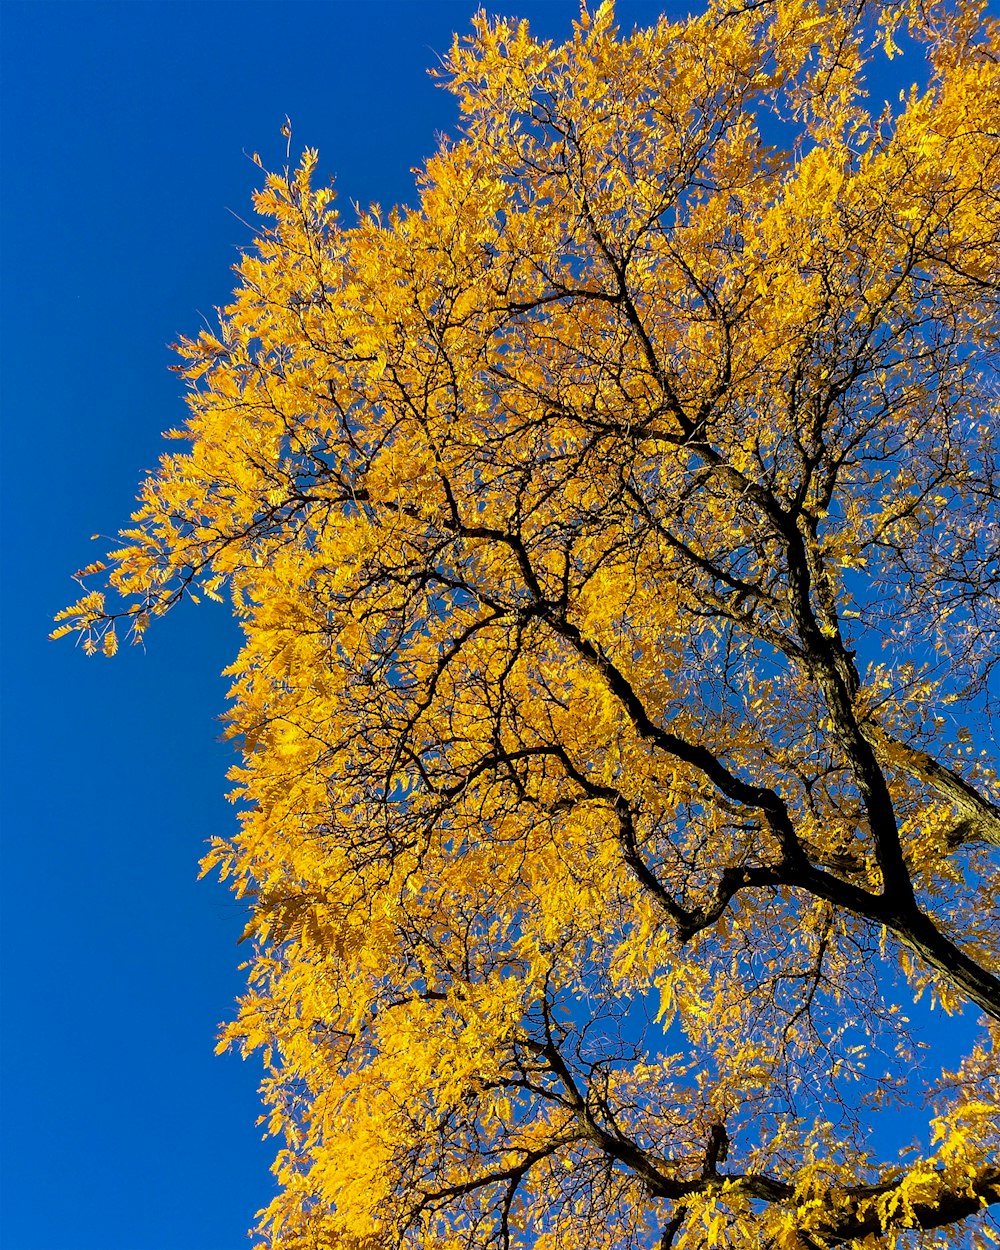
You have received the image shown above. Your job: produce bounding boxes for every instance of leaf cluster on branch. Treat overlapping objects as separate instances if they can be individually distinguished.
[57,0,1000,1246]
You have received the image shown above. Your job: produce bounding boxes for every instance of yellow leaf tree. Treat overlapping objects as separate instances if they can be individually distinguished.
[58,1,1000,1246]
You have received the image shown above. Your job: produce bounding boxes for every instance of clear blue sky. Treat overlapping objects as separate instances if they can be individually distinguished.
[0,3,988,1249]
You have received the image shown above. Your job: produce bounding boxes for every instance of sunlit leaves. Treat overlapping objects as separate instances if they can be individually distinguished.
[56,2,1000,1247]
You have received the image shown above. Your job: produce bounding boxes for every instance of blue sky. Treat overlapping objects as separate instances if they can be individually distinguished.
[0,3,990,1249]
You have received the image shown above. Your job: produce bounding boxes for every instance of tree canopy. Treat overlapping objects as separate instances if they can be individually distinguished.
[56,1,1000,1245]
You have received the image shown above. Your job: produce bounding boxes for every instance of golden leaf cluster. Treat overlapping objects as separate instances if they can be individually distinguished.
[58,2,1000,1246]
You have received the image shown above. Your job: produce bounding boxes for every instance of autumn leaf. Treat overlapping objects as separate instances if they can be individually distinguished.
[57,3,1000,1247]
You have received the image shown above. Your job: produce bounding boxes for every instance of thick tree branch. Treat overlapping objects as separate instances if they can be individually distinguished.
[869,730,1000,850]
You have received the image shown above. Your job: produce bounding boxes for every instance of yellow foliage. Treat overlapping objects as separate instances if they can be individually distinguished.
[57,2,1000,1248]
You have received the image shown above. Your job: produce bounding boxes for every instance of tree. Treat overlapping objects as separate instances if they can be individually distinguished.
[56,0,1000,1245]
